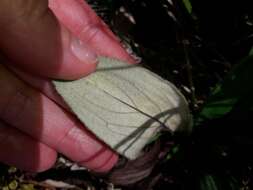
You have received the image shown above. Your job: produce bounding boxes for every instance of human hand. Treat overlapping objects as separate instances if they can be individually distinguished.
[0,0,134,173]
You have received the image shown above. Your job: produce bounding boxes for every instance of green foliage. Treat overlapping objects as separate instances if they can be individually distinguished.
[249,46,253,56]
[182,0,192,14]
[196,55,253,124]
[90,0,253,188]
[198,174,239,190]
[199,175,218,190]
[166,144,180,160]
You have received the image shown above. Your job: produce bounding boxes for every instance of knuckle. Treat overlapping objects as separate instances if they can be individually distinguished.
[57,124,103,162]
[57,125,80,149]
[60,126,88,148]
[79,22,103,43]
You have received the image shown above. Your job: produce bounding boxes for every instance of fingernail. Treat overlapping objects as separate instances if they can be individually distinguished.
[71,37,97,64]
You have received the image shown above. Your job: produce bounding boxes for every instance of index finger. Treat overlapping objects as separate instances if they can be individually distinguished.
[49,0,135,63]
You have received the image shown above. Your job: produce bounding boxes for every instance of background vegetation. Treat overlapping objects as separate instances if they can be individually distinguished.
[1,0,253,189]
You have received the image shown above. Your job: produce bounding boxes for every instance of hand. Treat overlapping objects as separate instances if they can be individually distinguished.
[0,0,134,173]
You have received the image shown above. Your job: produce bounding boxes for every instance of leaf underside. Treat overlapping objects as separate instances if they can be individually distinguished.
[53,57,190,159]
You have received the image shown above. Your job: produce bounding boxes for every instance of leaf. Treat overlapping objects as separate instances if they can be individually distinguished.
[249,46,253,56]
[182,0,192,14]
[199,175,218,190]
[53,57,191,159]
[198,174,239,190]
[166,144,180,160]
[196,55,253,124]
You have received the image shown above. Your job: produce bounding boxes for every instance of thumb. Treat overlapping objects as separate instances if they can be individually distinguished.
[0,0,98,80]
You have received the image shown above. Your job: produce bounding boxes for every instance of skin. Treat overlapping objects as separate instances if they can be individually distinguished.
[0,0,135,173]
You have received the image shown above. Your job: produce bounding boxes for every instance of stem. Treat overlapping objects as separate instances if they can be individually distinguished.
[183,39,197,110]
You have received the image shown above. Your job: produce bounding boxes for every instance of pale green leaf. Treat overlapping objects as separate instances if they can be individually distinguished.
[53,57,191,159]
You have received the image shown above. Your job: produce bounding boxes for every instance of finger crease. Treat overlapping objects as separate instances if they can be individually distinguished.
[79,23,102,44]
[79,146,107,163]
[91,152,115,171]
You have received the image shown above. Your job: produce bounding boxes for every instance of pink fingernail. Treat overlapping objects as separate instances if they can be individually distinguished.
[71,37,97,64]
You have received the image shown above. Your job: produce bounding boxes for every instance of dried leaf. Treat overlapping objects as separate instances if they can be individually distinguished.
[108,141,161,186]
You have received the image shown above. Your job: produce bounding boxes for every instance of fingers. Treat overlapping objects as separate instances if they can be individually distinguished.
[0,121,57,172]
[0,0,98,80]
[0,63,118,172]
[49,0,136,63]
[0,0,128,173]
[8,66,69,110]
